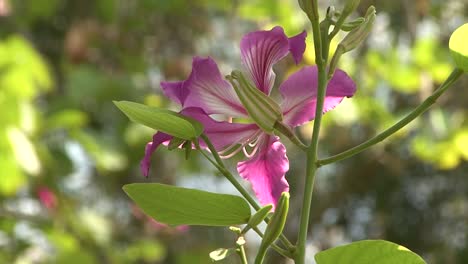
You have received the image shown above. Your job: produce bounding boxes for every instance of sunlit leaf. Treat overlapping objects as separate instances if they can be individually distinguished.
[114,101,203,140]
[6,127,41,176]
[315,240,426,264]
[449,23,468,71]
[123,183,251,226]
[0,155,26,195]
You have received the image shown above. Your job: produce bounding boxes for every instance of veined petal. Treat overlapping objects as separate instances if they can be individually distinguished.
[237,135,289,210]
[240,26,290,94]
[280,66,356,127]
[288,30,307,64]
[181,107,259,151]
[240,27,307,94]
[182,57,246,117]
[141,132,172,177]
[161,81,187,106]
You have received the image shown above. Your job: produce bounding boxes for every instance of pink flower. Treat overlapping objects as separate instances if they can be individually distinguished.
[37,187,58,210]
[142,26,356,209]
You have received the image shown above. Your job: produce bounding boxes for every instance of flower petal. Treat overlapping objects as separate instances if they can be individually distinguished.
[240,26,290,94]
[181,107,259,151]
[141,132,172,177]
[288,30,307,64]
[237,135,289,209]
[161,81,187,106]
[280,66,356,127]
[182,57,246,117]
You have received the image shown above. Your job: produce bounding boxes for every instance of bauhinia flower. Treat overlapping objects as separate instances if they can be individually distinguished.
[142,26,356,209]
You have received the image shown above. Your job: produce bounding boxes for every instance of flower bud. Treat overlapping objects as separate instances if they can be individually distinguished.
[227,71,283,134]
[341,0,361,19]
[298,0,319,21]
[339,6,376,53]
[340,17,366,32]
[255,192,289,264]
[242,204,273,234]
[328,6,375,78]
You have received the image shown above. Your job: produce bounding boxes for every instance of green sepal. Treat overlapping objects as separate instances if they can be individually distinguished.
[449,23,468,72]
[228,71,283,134]
[114,101,203,140]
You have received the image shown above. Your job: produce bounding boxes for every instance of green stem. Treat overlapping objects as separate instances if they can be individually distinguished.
[253,227,293,259]
[238,239,249,264]
[307,0,324,67]
[274,121,308,151]
[197,134,296,252]
[295,64,329,264]
[317,68,464,166]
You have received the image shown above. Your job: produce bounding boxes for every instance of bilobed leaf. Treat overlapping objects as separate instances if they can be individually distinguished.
[315,240,426,264]
[114,101,203,140]
[449,23,468,72]
[123,183,251,226]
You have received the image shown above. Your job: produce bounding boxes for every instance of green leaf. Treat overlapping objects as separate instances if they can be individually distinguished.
[114,101,203,140]
[449,23,468,72]
[123,183,251,226]
[315,240,426,264]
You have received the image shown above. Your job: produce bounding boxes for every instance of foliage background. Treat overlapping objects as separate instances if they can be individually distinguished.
[0,0,467,263]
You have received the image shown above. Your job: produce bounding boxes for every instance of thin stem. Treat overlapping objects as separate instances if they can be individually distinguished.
[197,134,295,252]
[307,0,324,67]
[237,238,249,264]
[295,64,329,264]
[274,121,308,151]
[253,227,293,259]
[317,68,464,166]
[196,136,258,208]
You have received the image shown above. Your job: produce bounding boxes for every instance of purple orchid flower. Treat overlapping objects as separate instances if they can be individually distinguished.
[142,26,356,209]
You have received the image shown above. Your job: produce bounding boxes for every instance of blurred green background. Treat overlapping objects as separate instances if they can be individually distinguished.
[0,0,467,263]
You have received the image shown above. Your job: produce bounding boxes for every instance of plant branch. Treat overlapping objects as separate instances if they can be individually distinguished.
[295,2,330,262]
[317,68,464,166]
[253,227,293,259]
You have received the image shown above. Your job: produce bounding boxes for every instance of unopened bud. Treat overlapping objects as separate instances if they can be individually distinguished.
[340,17,366,31]
[227,71,283,134]
[298,0,319,21]
[229,226,242,234]
[243,204,273,234]
[341,0,361,19]
[329,6,375,79]
[254,192,289,264]
[339,6,376,52]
